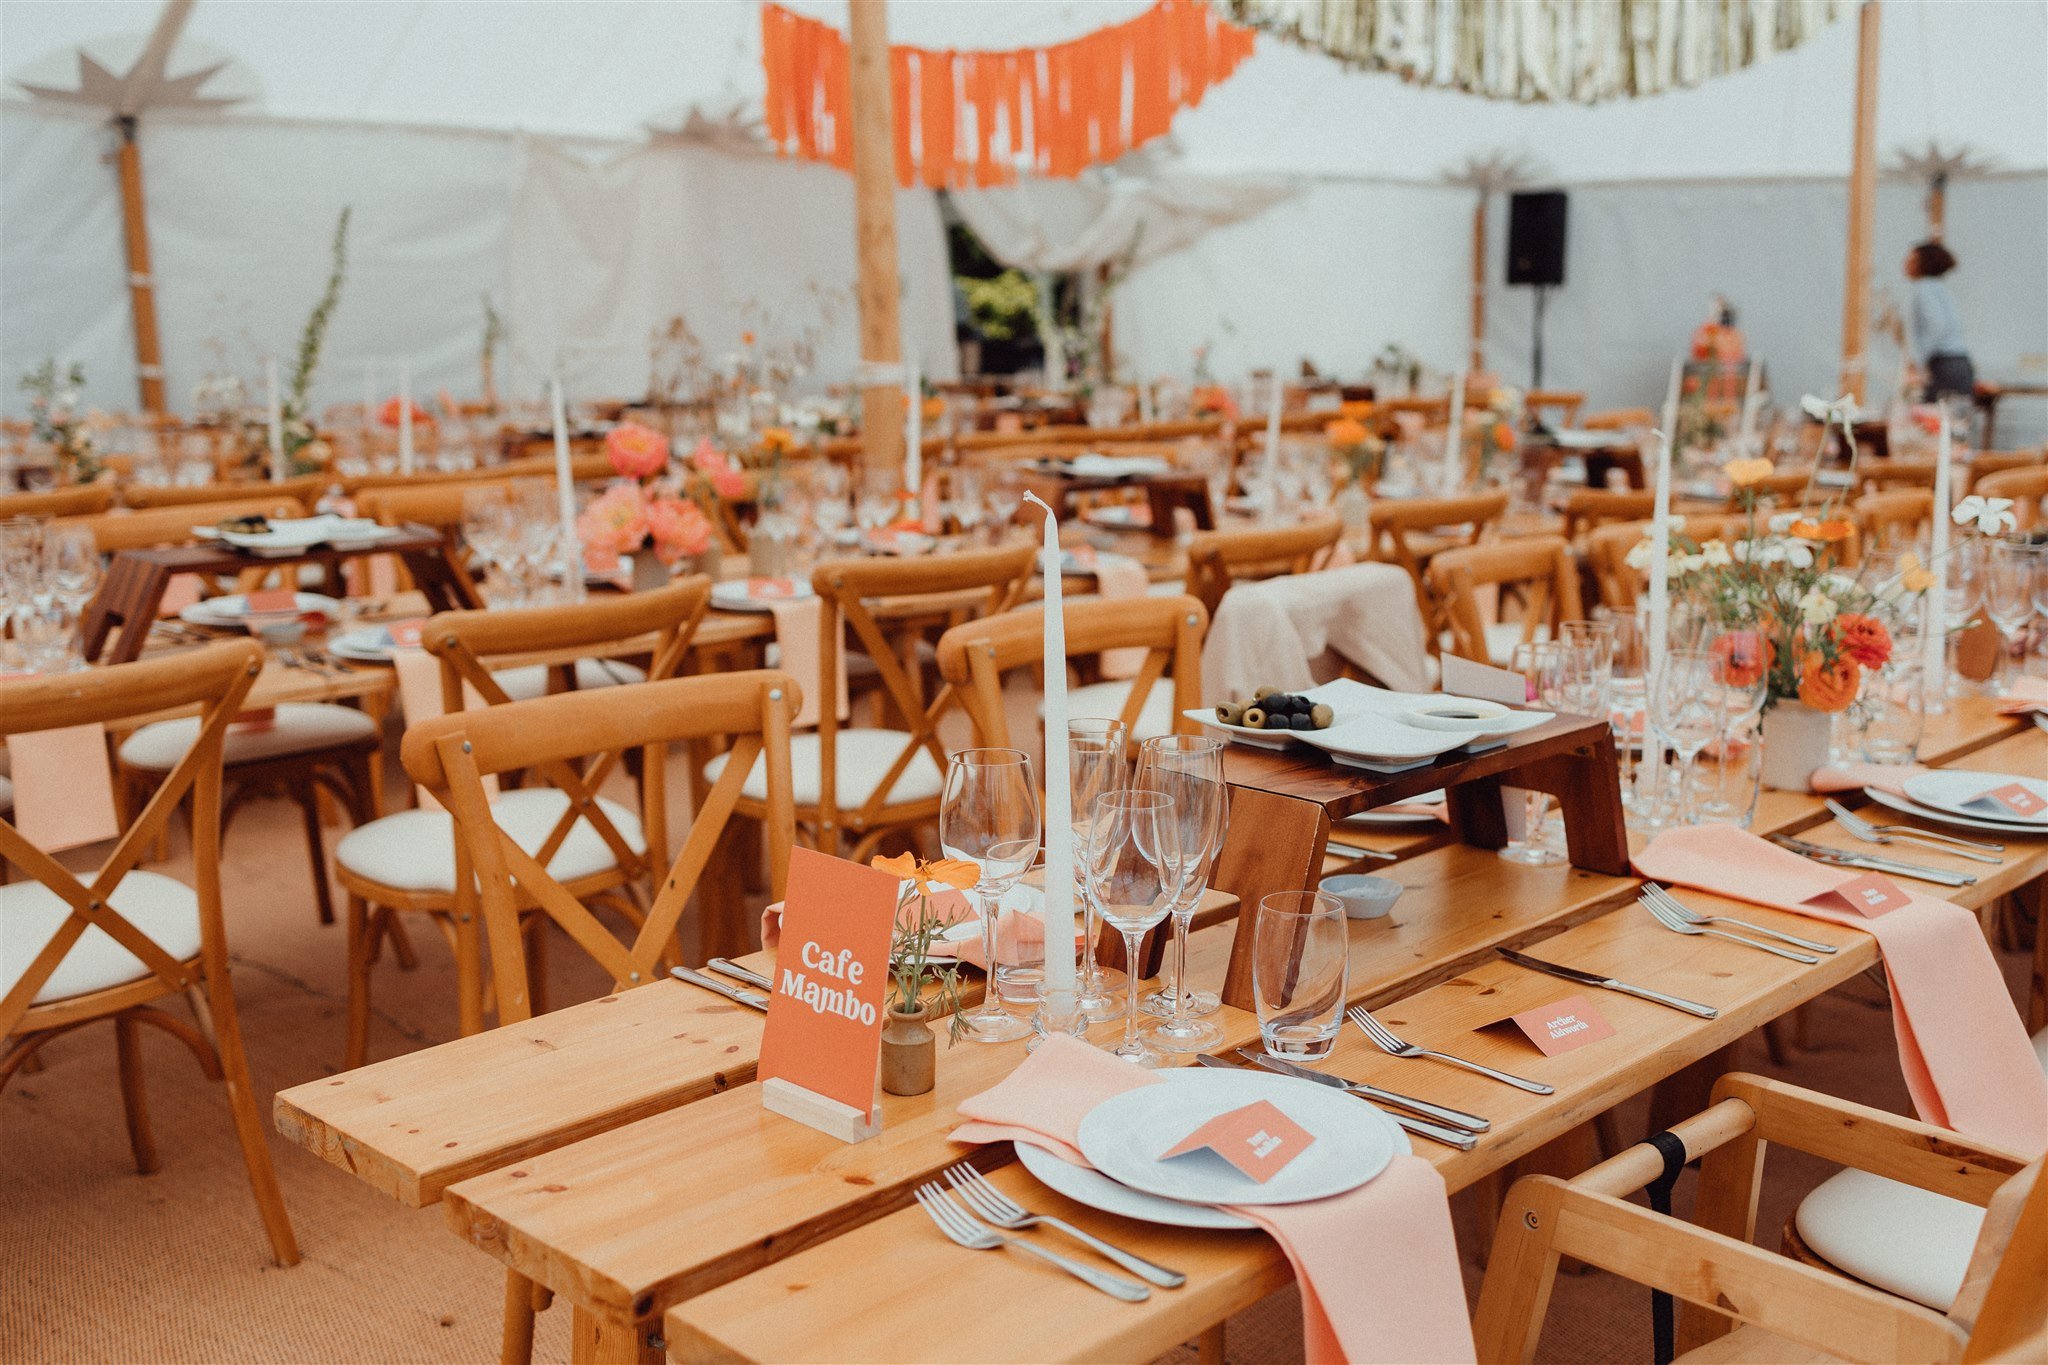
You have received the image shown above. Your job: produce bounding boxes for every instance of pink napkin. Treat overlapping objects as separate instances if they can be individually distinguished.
[1994,677,2048,714]
[158,574,205,616]
[953,1035,1477,1365]
[1634,825,2047,1155]
[1091,554,1153,681]
[6,724,121,852]
[765,595,847,729]
[1809,762,1932,796]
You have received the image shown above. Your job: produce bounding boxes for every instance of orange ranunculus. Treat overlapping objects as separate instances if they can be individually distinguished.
[1833,612,1892,669]
[871,853,980,893]
[1724,457,1775,487]
[1796,651,1861,713]
[740,330,756,347]
[1788,517,1854,543]
[759,426,797,455]
[921,396,946,421]
[605,421,670,479]
[377,397,436,428]
[1190,385,1238,421]
[1711,629,1774,689]
[1325,416,1369,448]
[1491,422,1517,452]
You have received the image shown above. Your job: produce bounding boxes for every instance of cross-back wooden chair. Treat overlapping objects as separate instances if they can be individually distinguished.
[1561,488,1657,545]
[1729,468,1815,510]
[708,545,1035,865]
[0,481,114,519]
[1860,459,1939,495]
[1581,406,1654,431]
[1964,450,2045,495]
[0,640,298,1266]
[1364,490,1512,644]
[1973,466,2048,531]
[1427,534,1583,664]
[1855,489,1936,554]
[1525,389,1586,428]
[64,497,306,554]
[118,474,328,510]
[1183,516,1344,620]
[332,575,712,1066]
[936,595,1208,751]
[1474,1072,2046,1365]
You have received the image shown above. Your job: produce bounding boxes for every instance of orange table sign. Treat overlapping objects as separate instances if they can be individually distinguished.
[757,847,900,1143]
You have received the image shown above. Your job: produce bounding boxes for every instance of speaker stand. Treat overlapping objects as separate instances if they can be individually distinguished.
[1531,284,1549,389]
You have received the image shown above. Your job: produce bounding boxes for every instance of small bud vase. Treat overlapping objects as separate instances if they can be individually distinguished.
[1759,700,1833,792]
[879,1004,935,1097]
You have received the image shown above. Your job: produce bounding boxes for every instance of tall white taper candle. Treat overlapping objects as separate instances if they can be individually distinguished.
[398,364,416,475]
[1660,356,1682,468]
[550,377,580,572]
[1637,424,1675,806]
[1444,371,1466,494]
[1023,491,1076,993]
[264,355,285,481]
[1924,409,1953,713]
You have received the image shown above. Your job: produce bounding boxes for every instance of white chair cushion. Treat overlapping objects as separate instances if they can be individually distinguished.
[335,788,644,894]
[2034,1024,2048,1073]
[1793,1167,1984,1311]
[1060,679,1178,743]
[491,659,648,701]
[702,729,944,810]
[118,702,378,772]
[0,871,201,1005]
[0,774,11,811]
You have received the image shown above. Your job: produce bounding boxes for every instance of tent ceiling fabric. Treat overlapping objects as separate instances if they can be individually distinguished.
[1215,0,1849,103]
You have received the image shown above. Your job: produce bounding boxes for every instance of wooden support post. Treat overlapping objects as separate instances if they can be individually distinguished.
[847,0,906,475]
[1927,171,1947,241]
[115,117,167,415]
[1469,193,1487,374]
[1839,0,1881,404]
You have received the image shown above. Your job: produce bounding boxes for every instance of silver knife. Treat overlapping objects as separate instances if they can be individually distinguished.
[1193,1055,1477,1151]
[1232,1047,1490,1133]
[1498,947,1718,1019]
[670,966,769,1012]
[1767,835,1975,888]
[707,957,775,992]
[1325,840,1398,862]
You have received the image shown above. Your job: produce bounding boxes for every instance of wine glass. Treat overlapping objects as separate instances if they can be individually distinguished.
[939,748,1040,1043]
[1649,648,1723,825]
[461,486,514,596]
[44,526,100,670]
[1699,627,1770,823]
[1135,734,1227,1050]
[1499,641,1567,865]
[1984,538,2036,692]
[1081,789,1178,1067]
[1067,718,1129,1021]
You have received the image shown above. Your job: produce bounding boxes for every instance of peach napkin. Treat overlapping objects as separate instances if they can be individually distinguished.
[391,647,496,808]
[765,595,847,729]
[1994,677,2048,714]
[1089,553,1153,681]
[1808,762,1932,796]
[1634,825,2047,1155]
[5,725,121,852]
[952,1035,1477,1365]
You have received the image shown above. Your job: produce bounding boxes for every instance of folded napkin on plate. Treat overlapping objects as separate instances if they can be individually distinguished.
[1993,677,2048,714]
[1201,562,1431,704]
[1634,825,2047,1155]
[1808,762,1933,796]
[952,1035,1476,1365]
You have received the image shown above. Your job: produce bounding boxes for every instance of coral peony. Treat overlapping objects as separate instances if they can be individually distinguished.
[1796,651,1861,713]
[605,422,670,480]
[576,482,650,556]
[643,493,712,564]
[377,397,435,428]
[691,439,747,498]
[1711,630,1774,689]
[1833,612,1892,669]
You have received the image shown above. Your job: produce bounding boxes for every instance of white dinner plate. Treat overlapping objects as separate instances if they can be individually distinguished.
[181,592,343,630]
[710,577,816,612]
[327,626,398,663]
[214,515,391,556]
[1077,1066,1399,1207]
[1864,787,2047,836]
[1901,771,2048,827]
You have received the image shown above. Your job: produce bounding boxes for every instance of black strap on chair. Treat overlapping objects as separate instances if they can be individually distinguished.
[1645,1128,1691,1365]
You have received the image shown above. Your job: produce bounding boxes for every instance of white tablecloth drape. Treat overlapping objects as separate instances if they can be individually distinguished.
[1200,561,1431,704]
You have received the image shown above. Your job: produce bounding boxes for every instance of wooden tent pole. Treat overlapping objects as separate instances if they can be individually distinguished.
[115,116,167,415]
[1469,193,1487,374]
[847,0,905,474]
[1839,0,1880,404]
[1927,171,1947,240]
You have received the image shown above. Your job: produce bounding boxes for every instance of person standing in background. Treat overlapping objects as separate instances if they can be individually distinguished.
[1905,241,1974,401]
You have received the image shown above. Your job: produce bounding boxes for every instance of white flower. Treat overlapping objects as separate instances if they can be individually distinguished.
[1676,551,1706,575]
[1699,539,1732,568]
[1767,512,1796,535]
[1798,587,1839,625]
[1951,494,2018,536]
[1800,393,1859,425]
[1625,537,1655,571]
[1783,541,1815,569]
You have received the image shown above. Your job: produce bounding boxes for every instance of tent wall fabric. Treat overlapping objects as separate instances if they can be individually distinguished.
[0,104,957,416]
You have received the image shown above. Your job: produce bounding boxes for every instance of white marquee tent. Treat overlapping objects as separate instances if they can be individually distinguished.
[3,0,2044,437]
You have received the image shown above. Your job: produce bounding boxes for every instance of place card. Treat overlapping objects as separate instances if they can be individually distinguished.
[1504,994,1616,1057]
[244,588,298,614]
[1969,783,2047,821]
[757,847,901,1143]
[1440,654,1529,707]
[386,619,425,649]
[1161,1099,1315,1183]
[746,577,801,598]
[1808,872,1912,919]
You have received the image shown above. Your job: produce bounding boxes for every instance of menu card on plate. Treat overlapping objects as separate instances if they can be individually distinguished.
[1161,1099,1315,1183]
[757,847,900,1142]
[1969,783,2046,821]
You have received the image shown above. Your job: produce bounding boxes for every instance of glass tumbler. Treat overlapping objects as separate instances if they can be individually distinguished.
[1253,891,1348,1062]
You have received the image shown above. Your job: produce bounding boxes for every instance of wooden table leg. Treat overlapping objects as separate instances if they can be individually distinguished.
[1213,787,1330,1012]
[1450,736,1630,878]
[570,1307,660,1365]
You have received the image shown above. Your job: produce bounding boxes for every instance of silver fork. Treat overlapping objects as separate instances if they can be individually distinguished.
[942,1164,1186,1287]
[1639,892,1819,963]
[1825,799,2005,862]
[913,1182,1150,1301]
[1640,883,1838,956]
[1346,1006,1553,1094]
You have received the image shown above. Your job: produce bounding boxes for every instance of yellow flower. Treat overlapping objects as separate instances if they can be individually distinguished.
[759,426,796,454]
[871,853,980,893]
[1898,552,1937,594]
[1724,457,1776,487]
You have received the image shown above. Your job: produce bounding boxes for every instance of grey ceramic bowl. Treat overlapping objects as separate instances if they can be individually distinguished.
[1320,873,1403,920]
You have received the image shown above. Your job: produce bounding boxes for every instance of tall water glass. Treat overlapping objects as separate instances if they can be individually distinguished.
[1499,642,1567,865]
[1135,735,1227,1049]
[940,749,1041,1043]
[1068,718,1130,1021]
[1084,790,1179,1067]
[1594,604,1649,809]
[1253,891,1348,1061]
[1857,658,1926,764]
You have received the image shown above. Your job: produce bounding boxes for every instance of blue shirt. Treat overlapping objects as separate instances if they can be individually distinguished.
[1911,276,1967,362]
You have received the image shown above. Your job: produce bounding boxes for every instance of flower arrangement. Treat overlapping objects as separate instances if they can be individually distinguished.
[376,397,435,430]
[1189,385,1239,421]
[1324,414,1385,486]
[576,422,713,568]
[871,853,976,1042]
[273,206,351,476]
[20,359,98,483]
[1466,386,1523,485]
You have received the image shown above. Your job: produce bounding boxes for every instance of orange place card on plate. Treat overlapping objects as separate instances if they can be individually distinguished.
[746,577,799,598]
[6,724,121,853]
[1811,872,1913,918]
[386,619,425,649]
[756,847,901,1142]
[1161,1099,1315,1183]
[1972,783,2046,820]
[1440,654,1530,707]
[1506,994,1616,1057]
[245,588,298,614]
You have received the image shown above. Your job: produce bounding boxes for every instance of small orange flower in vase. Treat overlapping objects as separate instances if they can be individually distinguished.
[872,853,980,1044]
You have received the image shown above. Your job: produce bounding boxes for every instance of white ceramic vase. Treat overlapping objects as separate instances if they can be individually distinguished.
[1760,700,1833,792]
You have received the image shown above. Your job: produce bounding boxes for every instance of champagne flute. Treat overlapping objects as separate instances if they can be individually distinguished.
[1650,648,1722,825]
[1135,735,1226,1051]
[1068,718,1129,1022]
[1082,789,1179,1067]
[939,748,1041,1043]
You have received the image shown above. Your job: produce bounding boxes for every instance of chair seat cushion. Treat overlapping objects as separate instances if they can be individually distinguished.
[491,659,647,701]
[0,774,11,811]
[703,729,944,810]
[118,702,378,772]
[1060,680,1177,742]
[1793,1167,1984,1311]
[335,788,645,894]
[0,871,201,1006]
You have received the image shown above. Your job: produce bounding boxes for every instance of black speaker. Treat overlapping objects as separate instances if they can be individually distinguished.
[1506,190,1568,287]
